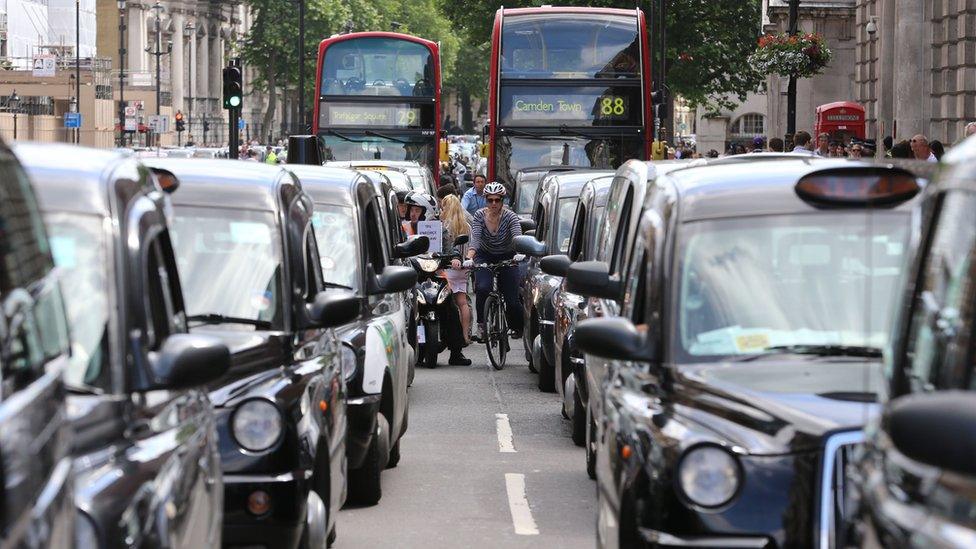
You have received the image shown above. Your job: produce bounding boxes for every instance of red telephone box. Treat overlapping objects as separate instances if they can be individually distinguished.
[815,101,866,142]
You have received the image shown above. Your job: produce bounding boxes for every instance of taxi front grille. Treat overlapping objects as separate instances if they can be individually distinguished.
[817,430,865,549]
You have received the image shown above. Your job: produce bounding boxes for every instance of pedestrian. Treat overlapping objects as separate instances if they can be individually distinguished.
[751,136,764,153]
[441,195,473,346]
[734,144,747,155]
[792,131,815,154]
[768,137,784,152]
[815,132,830,156]
[966,122,976,138]
[461,174,487,217]
[265,146,278,164]
[707,149,720,158]
[849,143,864,159]
[930,139,945,161]
[890,140,913,159]
[910,135,938,162]
[828,140,845,158]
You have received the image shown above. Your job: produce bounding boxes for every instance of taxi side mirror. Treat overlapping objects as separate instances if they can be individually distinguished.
[566,261,619,300]
[514,234,546,257]
[367,265,417,295]
[394,235,430,258]
[575,317,651,362]
[540,254,571,277]
[309,290,361,328]
[147,334,230,390]
[886,391,976,476]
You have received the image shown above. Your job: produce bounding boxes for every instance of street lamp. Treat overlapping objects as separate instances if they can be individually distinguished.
[145,0,171,147]
[866,16,882,159]
[117,0,127,147]
[184,21,195,142]
[8,90,20,140]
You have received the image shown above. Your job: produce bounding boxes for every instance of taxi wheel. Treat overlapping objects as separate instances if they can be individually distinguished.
[386,438,401,469]
[327,525,337,547]
[347,416,389,506]
[571,392,586,447]
[537,353,555,393]
[585,409,597,480]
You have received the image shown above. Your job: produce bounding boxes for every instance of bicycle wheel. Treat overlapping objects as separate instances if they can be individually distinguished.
[485,295,507,370]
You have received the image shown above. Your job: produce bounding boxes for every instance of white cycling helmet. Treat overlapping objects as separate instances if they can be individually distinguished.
[484,182,507,197]
[405,191,439,221]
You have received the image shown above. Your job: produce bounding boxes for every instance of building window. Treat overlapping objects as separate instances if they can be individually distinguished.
[730,113,765,137]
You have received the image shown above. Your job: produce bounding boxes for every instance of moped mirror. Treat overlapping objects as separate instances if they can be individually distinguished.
[394,235,430,258]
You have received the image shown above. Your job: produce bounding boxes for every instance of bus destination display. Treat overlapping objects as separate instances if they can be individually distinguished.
[321,103,423,127]
[501,89,638,126]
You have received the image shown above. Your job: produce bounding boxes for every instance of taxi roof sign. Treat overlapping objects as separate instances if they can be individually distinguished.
[795,167,920,207]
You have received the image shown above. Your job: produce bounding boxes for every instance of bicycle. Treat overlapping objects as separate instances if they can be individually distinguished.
[470,259,520,370]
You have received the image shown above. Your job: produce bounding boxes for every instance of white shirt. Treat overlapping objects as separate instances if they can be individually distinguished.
[926,151,938,163]
[791,146,815,155]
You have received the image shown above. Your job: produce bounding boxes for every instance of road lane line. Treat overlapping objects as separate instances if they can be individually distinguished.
[496,413,516,453]
[505,473,539,536]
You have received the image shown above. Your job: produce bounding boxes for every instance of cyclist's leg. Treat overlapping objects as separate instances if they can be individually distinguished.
[473,257,492,337]
[498,263,524,333]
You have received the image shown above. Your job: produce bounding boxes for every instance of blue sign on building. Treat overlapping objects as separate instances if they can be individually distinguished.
[64,112,82,128]
[238,118,246,130]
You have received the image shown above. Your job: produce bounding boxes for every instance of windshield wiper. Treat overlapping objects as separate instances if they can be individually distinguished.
[759,344,881,358]
[559,125,605,139]
[323,281,353,290]
[322,129,367,143]
[499,127,572,140]
[187,313,273,329]
[363,130,410,144]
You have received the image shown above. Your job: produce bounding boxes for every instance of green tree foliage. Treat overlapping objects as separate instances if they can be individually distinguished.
[440,0,764,114]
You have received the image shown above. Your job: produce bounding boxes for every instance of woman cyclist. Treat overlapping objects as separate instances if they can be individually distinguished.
[463,182,523,341]
[440,195,472,345]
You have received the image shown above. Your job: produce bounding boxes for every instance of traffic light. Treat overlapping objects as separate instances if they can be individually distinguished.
[175,110,185,132]
[223,66,243,109]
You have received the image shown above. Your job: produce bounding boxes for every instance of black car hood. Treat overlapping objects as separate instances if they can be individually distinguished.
[194,328,293,407]
[671,359,883,455]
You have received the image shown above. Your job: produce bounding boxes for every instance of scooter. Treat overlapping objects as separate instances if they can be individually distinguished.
[410,235,468,368]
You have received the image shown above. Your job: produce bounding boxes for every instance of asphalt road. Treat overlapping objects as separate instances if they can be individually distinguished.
[334,344,596,548]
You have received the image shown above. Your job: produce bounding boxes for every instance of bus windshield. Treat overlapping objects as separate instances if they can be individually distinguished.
[320,133,434,167]
[496,135,642,186]
[501,14,640,79]
[321,37,435,97]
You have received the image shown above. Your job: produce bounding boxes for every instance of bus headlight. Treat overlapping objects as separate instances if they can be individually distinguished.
[677,445,741,508]
[232,399,283,452]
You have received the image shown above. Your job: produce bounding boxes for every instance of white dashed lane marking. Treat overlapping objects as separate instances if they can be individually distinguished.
[505,473,539,536]
[495,413,516,453]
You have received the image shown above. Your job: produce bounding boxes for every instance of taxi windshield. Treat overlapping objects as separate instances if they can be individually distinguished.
[312,205,360,291]
[45,212,111,391]
[673,211,910,363]
[170,207,284,331]
[556,198,577,252]
[515,175,542,215]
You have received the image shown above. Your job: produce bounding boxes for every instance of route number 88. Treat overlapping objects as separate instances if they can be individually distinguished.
[600,97,625,117]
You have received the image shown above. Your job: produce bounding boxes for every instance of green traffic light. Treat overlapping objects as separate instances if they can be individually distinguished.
[230,96,241,107]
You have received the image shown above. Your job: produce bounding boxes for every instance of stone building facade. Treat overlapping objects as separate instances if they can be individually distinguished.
[854,0,974,144]
[762,0,858,141]
[97,0,289,148]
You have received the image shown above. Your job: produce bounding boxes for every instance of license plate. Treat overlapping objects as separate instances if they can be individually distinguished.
[417,325,425,343]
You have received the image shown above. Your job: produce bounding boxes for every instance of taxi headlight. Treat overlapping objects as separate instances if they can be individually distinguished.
[417,258,439,273]
[232,399,283,452]
[677,445,741,508]
[436,285,451,304]
[340,344,358,381]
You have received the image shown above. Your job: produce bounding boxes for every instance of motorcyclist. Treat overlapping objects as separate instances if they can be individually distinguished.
[463,182,523,341]
[404,191,471,366]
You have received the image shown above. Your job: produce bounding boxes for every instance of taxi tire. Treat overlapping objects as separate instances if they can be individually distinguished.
[585,408,597,480]
[571,392,586,447]
[537,354,556,393]
[347,416,389,506]
[386,438,401,469]
[327,525,337,547]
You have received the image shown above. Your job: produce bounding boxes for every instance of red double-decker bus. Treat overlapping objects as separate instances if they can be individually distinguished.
[487,7,653,192]
[314,32,441,175]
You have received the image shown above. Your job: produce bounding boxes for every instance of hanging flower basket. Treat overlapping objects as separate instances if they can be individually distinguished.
[748,33,832,79]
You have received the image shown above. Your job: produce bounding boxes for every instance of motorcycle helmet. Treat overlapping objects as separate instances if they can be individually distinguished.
[405,191,439,221]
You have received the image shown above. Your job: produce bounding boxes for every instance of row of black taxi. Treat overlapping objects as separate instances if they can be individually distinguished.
[0,139,428,548]
[513,145,976,547]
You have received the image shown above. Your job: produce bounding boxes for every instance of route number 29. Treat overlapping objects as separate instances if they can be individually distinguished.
[600,96,626,117]
[397,109,418,125]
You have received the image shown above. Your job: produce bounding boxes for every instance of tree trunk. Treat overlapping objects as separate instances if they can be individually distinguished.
[261,64,278,143]
[460,88,473,133]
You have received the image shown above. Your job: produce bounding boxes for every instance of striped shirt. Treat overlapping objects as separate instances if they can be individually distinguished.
[470,208,522,256]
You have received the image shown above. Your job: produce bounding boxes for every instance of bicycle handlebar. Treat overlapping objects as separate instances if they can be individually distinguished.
[469,259,520,270]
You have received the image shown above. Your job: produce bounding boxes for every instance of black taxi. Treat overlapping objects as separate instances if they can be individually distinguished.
[144,158,361,548]
[849,141,976,547]
[19,144,232,548]
[0,142,74,548]
[286,163,421,506]
[514,170,613,392]
[570,156,923,548]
